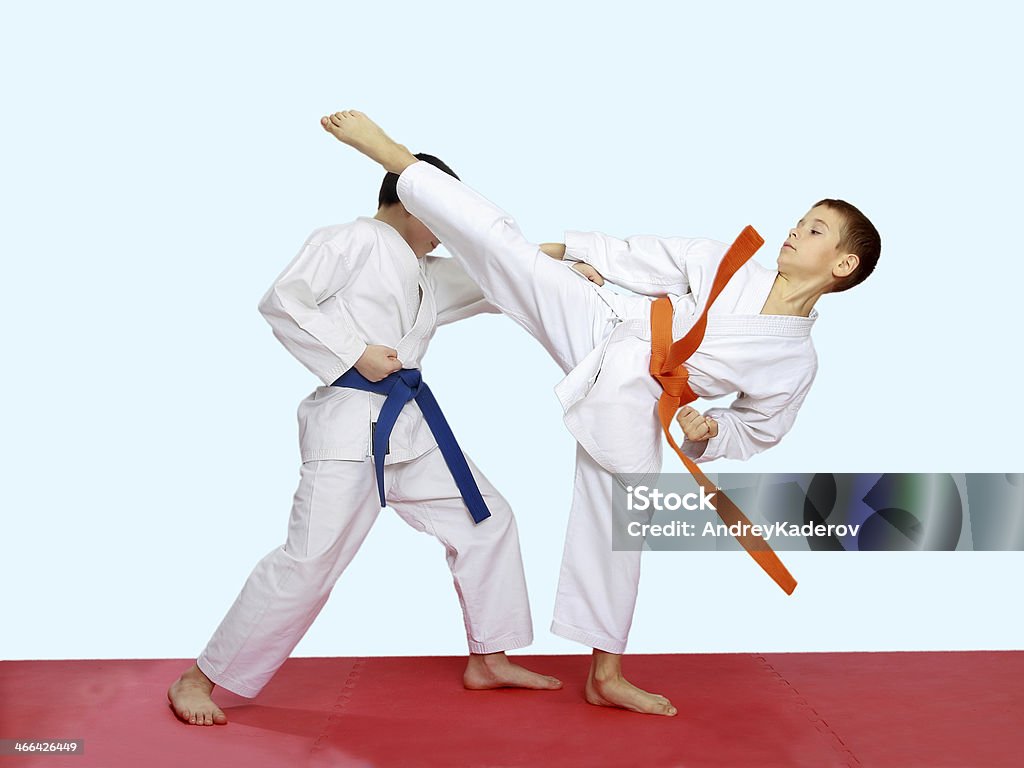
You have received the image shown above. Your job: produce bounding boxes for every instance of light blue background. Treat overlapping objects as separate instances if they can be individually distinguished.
[2,1,1021,660]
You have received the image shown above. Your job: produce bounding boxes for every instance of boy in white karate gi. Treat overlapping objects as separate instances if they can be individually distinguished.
[168,153,561,727]
[322,110,880,717]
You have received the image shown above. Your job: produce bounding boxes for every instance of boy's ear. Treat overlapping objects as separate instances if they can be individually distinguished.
[834,253,860,279]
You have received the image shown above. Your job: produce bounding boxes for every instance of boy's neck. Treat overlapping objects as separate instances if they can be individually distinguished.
[373,205,407,237]
[761,273,825,317]
[375,205,425,258]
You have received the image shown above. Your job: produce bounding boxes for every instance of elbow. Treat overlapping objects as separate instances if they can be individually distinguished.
[711,418,782,463]
[257,285,286,322]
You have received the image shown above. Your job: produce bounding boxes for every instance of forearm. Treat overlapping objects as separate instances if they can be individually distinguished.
[259,286,368,384]
[563,231,699,296]
[689,400,801,464]
[540,242,566,260]
[258,229,370,383]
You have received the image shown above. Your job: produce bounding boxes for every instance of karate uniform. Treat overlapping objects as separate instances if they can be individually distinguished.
[396,162,817,654]
[197,216,533,697]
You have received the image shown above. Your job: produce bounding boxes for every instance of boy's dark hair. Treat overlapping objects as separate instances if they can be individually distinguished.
[814,199,881,293]
[378,153,459,208]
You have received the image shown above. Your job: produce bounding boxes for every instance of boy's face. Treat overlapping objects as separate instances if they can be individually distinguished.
[777,205,848,282]
[403,212,440,258]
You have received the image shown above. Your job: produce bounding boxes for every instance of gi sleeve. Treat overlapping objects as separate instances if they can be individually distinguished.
[423,254,499,326]
[564,231,725,296]
[257,225,370,385]
[681,364,818,463]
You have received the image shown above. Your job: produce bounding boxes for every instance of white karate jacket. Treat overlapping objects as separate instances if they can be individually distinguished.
[258,217,496,463]
[556,231,818,476]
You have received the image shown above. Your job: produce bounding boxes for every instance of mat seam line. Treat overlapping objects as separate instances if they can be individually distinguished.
[309,657,366,757]
[755,654,863,768]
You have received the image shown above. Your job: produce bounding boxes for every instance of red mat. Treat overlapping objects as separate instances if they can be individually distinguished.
[1,652,1019,767]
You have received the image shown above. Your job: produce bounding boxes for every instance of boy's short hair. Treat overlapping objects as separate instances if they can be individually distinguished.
[378,153,459,208]
[814,199,881,293]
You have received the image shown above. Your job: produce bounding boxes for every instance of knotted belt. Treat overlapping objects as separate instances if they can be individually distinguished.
[332,368,491,524]
[649,226,797,594]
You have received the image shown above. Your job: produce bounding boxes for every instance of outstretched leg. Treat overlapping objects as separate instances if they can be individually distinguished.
[168,460,382,726]
[322,110,618,374]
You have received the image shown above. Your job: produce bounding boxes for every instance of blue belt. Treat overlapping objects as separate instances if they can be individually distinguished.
[332,368,491,524]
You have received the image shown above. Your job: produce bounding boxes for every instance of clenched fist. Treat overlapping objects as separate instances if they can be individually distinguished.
[675,405,719,442]
[571,262,605,286]
[354,344,402,382]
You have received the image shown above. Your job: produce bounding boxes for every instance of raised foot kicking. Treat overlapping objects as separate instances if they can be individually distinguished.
[320,111,416,175]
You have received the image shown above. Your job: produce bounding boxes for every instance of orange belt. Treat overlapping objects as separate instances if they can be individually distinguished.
[649,225,797,595]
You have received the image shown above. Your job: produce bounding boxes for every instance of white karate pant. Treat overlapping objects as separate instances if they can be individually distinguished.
[198,447,533,697]
[398,162,648,654]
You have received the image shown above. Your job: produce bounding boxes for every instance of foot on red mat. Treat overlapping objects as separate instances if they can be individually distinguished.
[463,652,563,691]
[168,663,228,726]
[586,656,677,716]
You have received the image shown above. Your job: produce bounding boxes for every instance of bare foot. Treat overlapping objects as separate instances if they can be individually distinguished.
[585,651,677,716]
[167,663,227,726]
[463,652,562,691]
[319,110,417,174]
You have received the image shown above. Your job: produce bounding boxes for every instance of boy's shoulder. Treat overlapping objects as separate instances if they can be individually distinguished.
[305,216,383,247]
